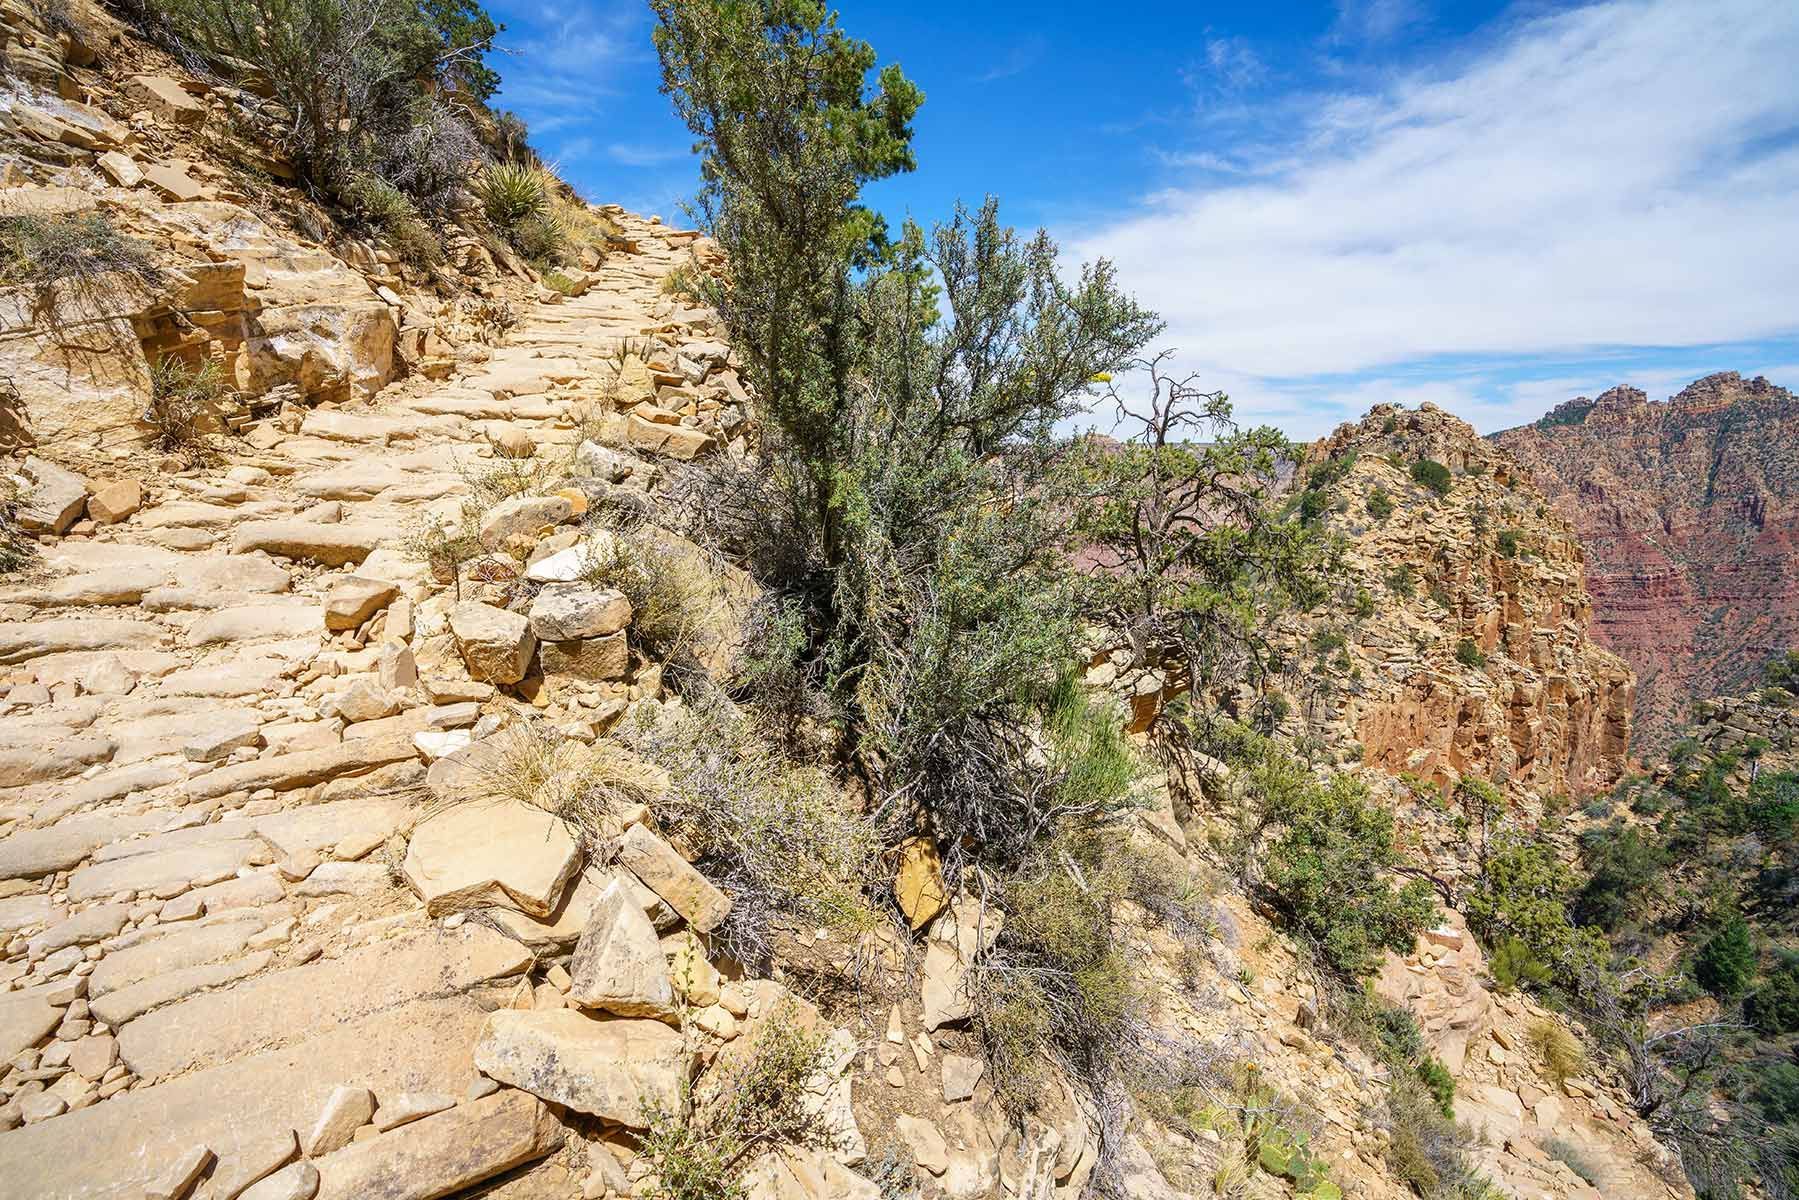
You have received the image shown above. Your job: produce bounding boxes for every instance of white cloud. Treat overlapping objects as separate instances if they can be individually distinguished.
[1070,0,1799,433]
[1331,0,1427,44]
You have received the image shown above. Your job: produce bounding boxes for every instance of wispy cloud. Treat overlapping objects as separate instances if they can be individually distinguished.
[977,34,1047,84]
[606,143,690,168]
[1072,0,1799,437]
[1330,0,1427,45]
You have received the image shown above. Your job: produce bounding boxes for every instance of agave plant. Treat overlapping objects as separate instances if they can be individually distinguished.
[477,162,549,229]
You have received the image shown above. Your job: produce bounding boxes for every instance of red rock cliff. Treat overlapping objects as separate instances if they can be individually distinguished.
[1492,372,1799,751]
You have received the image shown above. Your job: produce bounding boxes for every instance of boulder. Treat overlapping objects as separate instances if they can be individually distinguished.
[403,799,581,917]
[449,602,535,685]
[476,494,574,551]
[893,836,948,930]
[617,823,731,933]
[127,75,206,125]
[313,1090,561,1200]
[231,521,383,567]
[527,584,631,641]
[13,456,88,533]
[323,576,399,631]
[538,633,627,681]
[86,479,143,524]
[472,1009,685,1124]
[567,878,676,1017]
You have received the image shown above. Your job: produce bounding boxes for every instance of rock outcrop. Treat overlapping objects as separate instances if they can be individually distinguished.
[1304,403,1634,799]
[1493,372,1799,750]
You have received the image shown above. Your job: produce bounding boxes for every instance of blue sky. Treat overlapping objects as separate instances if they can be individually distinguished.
[485,0,1799,438]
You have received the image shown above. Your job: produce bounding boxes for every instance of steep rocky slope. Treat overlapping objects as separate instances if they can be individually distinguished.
[1295,403,1634,803]
[1493,372,1799,751]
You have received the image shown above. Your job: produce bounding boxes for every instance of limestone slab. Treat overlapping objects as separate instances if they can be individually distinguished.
[314,1089,562,1200]
[402,799,579,917]
[568,878,675,1017]
[472,1008,685,1125]
[617,823,730,933]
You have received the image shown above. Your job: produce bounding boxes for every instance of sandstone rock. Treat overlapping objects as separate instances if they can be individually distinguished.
[627,414,713,460]
[336,679,401,723]
[207,1128,299,1200]
[306,1085,375,1156]
[87,479,143,524]
[740,1149,880,1200]
[449,602,535,685]
[91,951,273,1027]
[231,521,383,567]
[893,836,948,930]
[941,1053,983,1102]
[313,1089,561,1200]
[14,455,88,533]
[184,711,264,762]
[371,1091,455,1132]
[145,1143,215,1200]
[324,577,399,631]
[241,1161,320,1200]
[128,74,206,124]
[476,494,573,551]
[488,426,535,459]
[538,633,628,681]
[527,584,632,641]
[0,992,60,1061]
[143,160,205,201]
[183,734,418,800]
[921,894,1004,1032]
[403,799,581,917]
[568,878,676,1017]
[617,823,731,933]
[896,1114,948,1175]
[472,1008,685,1124]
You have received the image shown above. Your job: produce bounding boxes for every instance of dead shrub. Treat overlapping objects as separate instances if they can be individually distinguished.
[145,356,226,452]
[1527,1019,1585,1086]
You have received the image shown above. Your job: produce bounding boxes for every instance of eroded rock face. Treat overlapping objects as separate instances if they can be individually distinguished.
[1298,403,1634,799]
[1493,372,1799,750]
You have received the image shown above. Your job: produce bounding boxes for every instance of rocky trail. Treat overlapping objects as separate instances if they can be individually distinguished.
[0,213,791,1199]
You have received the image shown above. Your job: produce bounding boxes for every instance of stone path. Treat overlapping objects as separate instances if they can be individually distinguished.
[0,213,746,1199]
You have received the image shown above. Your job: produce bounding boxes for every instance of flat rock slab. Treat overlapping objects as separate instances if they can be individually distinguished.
[0,618,172,665]
[0,990,61,1060]
[253,796,410,859]
[0,997,490,1199]
[0,811,170,881]
[183,734,418,801]
[402,800,580,918]
[89,912,266,997]
[314,1089,562,1200]
[473,1008,685,1125]
[230,521,386,567]
[91,951,273,1027]
[68,840,262,902]
[117,926,531,1078]
[617,823,731,933]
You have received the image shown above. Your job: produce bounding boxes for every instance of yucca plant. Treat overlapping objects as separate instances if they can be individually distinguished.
[477,162,548,229]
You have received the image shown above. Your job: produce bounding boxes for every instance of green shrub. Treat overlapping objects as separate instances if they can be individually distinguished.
[1490,936,1552,992]
[1464,827,1603,975]
[1454,638,1485,668]
[1752,1062,1799,1124]
[1366,486,1394,520]
[342,172,440,267]
[1386,564,1416,598]
[1351,588,1375,619]
[1763,648,1799,694]
[1417,1056,1456,1118]
[1495,528,1521,557]
[576,528,712,665]
[1410,459,1452,496]
[1694,911,1755,997]
[1262,772,1438,975]
[1428,584,1453,610]
[639,1005,836,1200]
[477,161,550,229]
[512,212,568,264]
[1747,954,1799,1034]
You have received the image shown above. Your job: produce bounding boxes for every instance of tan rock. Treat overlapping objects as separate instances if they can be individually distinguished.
[403,799,581,917]
[96,150,144,188]
[143,160,205,201]
[86,479,142,524]
[14,456,88,533]
[370,1091,455,1131]
[568,878,676,1017]
[230,521,383,567]
[896,1114,948,1175]
[324,577,399,631]
[449,602,536,685]
[208,1128,298,1200]
[472,1008,686,1124]
[305,1085,375,1156]
[476,494,573,551]
[239,1160,317,1200]
[617,823,731,933]
[128,75,206,125]
[740,1149,880,1200]
[538,634,628,681]
[313,1089,561,1200]
[527,584,631,641]
[145,1143,215,1200]
[941,1053,983,1102]
[893,836,948,930]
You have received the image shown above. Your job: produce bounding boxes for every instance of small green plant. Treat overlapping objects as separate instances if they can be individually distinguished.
[1489,936,1552,993]
[1351,588,1375,618]
[146,356,227,452]
[1386,564,1416,599]
[1417,1056,1455,1118]
[1495,528,1522,557]
[343,173,441,268]
[513,212,568,264]
[1694,910,1755,997]
[639,1007,838,1200]
[1455,638,1485,668]
[1410,458,1452,496]
[1366,485,1394,520]
[540,268,582,296]
[477,161,550,229]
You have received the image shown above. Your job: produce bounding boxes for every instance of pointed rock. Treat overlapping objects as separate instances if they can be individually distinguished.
[568,879,676,1017]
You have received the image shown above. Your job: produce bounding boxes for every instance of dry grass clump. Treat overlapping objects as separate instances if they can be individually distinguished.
[1527,1019,1585,1086]
[145,356,227,456]
[618,693,881,970]
[460,722,670,851]
[576,523,713,666]
[0,474,36,576]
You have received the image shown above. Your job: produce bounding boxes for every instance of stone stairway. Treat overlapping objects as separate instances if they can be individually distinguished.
[0,214,752,1199]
